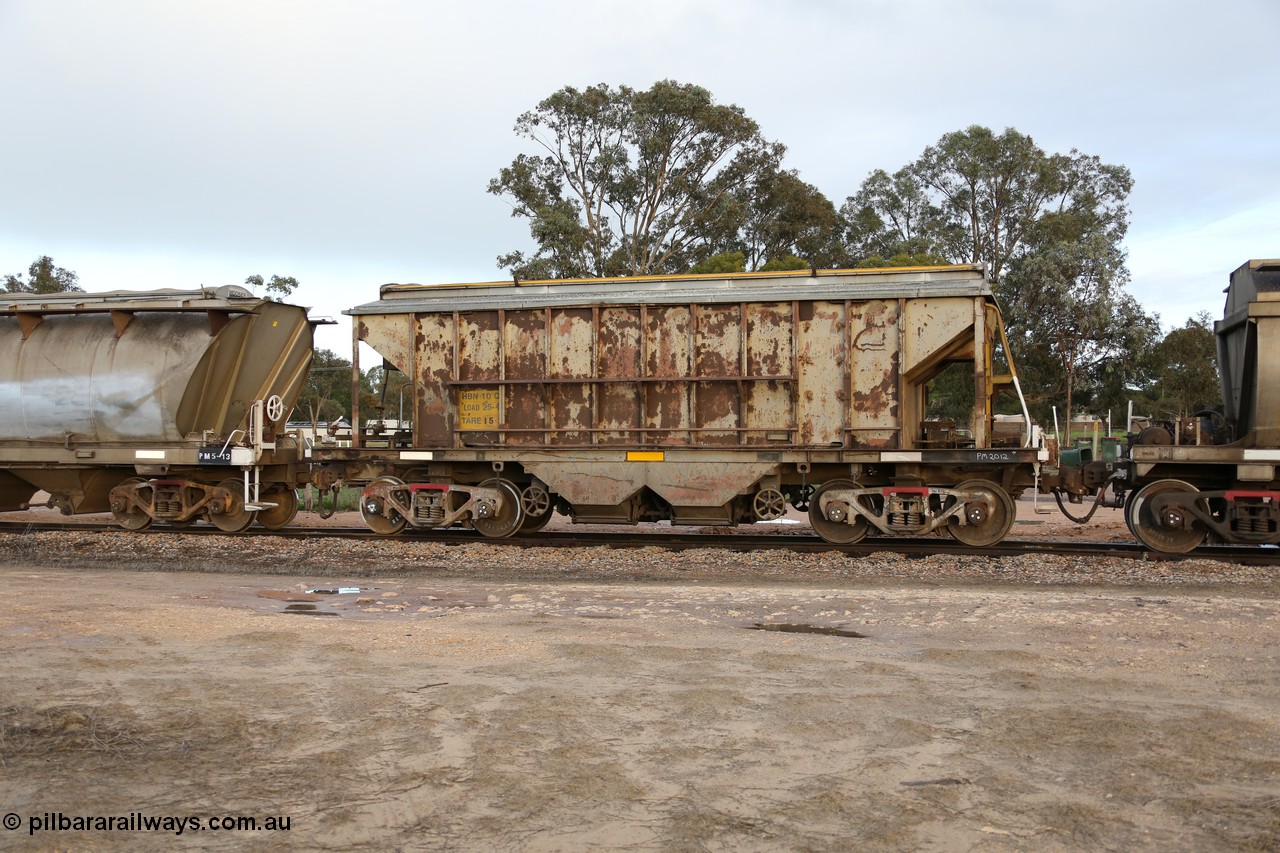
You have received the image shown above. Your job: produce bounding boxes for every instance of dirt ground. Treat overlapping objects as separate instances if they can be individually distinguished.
[0,499,1278,851]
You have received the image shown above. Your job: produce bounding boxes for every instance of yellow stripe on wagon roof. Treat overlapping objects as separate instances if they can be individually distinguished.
[379,264,982,293]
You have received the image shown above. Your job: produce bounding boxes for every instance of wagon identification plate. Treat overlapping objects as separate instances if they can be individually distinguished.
[458,389,501,430]
[197,447,234,464]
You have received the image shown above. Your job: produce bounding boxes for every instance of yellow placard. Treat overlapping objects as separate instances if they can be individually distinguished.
[458,389,501,430]
[626,451,665,462]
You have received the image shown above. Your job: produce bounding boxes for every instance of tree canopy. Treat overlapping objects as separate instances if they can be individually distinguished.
[3,256,82,294]
[489,80,791,279]
[245,274,299,302]
[1151,313,1221,417]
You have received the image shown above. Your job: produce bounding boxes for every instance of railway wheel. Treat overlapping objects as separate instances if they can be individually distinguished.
[808,479,869,544]
[256,485,300,531]
[210,479,257,533]
[947,480,1015,547]
[473,478,524,539]
[361,476,408,536]
[110,477,154,531]
[518,484,554,532]
[1127,479,1206,554]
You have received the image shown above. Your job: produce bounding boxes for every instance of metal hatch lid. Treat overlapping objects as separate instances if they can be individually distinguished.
[347,264,993,316]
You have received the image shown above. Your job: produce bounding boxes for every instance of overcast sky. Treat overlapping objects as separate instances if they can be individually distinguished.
[2,0,1276,356]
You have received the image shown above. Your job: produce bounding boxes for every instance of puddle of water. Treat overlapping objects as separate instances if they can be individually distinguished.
[745,623,866,638]
[284,604,339,617]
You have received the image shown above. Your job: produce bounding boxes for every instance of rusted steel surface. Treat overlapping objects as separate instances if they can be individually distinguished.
[414,314,454,446]
[347,266,1000,454]
[598,306,642,446]
[550,308,593,445]
[503,309,545,445]
[848,299,901,448]
[693,304,739,445]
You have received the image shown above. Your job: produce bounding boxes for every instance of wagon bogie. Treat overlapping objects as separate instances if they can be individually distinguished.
[358,476,526,537]
[805,477,1016,545]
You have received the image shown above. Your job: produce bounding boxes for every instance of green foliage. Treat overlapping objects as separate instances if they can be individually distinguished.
[689,251,746,275]
[362,363,413,423]
[294,348,356,425]
[925,362,977,427]
[245,274,299,302]
[855,252,949,269]
[1152,312,1221,417]
[760,255,809,272]
[845,126,1133,282]
[841,168,947,261]
[489,80,786,279]
[1001,233,1145,426]
[3,256,82,293]
[732,169,843,271]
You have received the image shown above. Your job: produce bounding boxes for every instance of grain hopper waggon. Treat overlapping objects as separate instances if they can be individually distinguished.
[0,286,315,531]
[320,264,1047,544]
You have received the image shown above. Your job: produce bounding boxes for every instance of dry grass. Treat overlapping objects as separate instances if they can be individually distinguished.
[0,704,151,769]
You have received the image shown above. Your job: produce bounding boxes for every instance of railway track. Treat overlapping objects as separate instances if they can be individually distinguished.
[2,520,1278,566]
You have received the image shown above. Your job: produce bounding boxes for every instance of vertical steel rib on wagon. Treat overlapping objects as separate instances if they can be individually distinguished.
[326,264,1046,544]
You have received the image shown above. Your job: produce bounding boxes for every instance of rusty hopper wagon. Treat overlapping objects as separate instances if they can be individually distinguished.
[328,265,1047,545]
[0,286,314,531]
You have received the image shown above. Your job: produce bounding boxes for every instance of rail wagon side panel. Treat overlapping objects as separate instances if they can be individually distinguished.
[593,307,636,445]
[357,291,990,455]
[848,299,901,447]
[693,303,740,445]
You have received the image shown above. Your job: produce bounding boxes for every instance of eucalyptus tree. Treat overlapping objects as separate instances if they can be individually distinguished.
[245,274,299,301]
[3,256,82,293]
[1154,313,1221,417]
[489,80,786,279]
